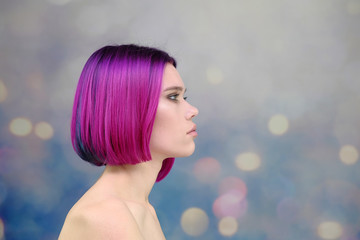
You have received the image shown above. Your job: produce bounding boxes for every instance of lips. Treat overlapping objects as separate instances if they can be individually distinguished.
[187,124,197,135]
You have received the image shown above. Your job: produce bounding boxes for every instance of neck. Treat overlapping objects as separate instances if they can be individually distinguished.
[97,158,163,204]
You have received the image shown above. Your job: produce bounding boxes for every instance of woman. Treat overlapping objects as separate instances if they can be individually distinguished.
[58,44,199,239]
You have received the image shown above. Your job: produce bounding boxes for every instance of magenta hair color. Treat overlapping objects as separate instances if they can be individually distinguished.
[71,44,176,182]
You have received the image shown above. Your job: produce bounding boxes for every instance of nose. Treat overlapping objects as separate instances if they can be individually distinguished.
[186,103,199,120]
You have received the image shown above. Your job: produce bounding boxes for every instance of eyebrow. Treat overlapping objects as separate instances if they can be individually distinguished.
[163,86,187,92]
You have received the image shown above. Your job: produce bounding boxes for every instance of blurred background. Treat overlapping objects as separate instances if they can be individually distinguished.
[1,0,360,239]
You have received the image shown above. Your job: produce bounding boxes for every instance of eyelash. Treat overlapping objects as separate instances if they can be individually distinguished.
[168,94,187,102]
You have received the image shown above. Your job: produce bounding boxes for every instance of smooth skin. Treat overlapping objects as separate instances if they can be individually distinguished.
[58,64,199,240]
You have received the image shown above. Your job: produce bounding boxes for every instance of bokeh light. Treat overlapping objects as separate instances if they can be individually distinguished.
[214,177,248,220]
[34,122,54,140]
[317,221,343,240]
[213,191,247,219]
[235,152,261,171]
[193,157,221,183]
[0,80,7,103]
[180,207,209,237]
[218,216,238,237]
[9,118,33,137]
[268,114,289,135]
[1,1,360,239]
[206,66,224,85]
[339,145,359,165]
[218,177,247,200]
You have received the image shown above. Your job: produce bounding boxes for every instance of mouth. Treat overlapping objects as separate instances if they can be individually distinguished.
[187,124,198,137]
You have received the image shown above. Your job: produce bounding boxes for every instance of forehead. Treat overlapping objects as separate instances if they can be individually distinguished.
[162,63,184,89]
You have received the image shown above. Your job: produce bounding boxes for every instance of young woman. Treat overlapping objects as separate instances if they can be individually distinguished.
[58,44,199,239]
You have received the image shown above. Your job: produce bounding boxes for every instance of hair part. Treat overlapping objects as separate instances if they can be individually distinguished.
[71,44,176,182]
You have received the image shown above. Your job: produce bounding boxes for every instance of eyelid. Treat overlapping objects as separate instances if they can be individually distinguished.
[166,90,188,102]
[168,93,179,101]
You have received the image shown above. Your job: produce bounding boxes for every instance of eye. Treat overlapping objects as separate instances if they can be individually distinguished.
[168,94,179,101]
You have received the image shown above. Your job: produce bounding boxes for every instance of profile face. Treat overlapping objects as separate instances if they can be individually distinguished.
[149,63,199,161]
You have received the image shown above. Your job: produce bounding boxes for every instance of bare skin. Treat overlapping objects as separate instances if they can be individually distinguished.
[59,160,166,240]
[59,64,198,239]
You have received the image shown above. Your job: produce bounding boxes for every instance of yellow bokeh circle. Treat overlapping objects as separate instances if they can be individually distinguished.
[235,152,261,171]
[181,207,209,237]
[268,114,289,135]
[339,145,359,165]
[218,216,238,237]
[34,121,54,140]
[206,66,224,85]
[317,221,343,240]
[9,117,32,137]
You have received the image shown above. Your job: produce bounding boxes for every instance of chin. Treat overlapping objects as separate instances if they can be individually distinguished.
[179,144,196,157]
[156,142,196,159]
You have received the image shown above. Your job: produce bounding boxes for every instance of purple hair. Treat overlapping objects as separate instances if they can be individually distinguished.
[71,44,176,182]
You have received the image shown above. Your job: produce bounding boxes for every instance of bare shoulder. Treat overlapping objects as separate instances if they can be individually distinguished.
[58,198,144,240]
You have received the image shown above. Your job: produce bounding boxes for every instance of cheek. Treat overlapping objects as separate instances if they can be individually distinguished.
[151,104,178,139]
[149,103,184,151]
[150,105,168,143]
[153,99,180,126]
[149,104,196,158]
[149,114,174,158]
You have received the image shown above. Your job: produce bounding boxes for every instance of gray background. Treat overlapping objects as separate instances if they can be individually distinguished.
[0,0,359,239]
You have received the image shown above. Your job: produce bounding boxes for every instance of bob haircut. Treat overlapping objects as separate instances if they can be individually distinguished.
[71,44,176,182]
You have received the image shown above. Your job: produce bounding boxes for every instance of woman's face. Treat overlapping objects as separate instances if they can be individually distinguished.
[149,63,199,160]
